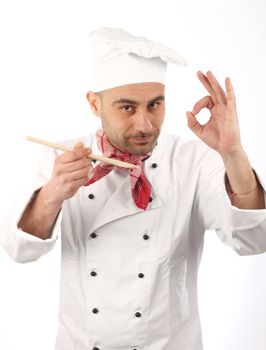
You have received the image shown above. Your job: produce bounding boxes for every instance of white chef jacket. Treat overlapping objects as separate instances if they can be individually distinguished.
[2,132,266,350]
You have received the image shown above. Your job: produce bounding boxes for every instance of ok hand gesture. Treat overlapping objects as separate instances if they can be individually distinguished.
[186,71,243,155]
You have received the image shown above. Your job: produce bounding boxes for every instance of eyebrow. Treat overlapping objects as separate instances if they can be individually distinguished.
[111,95,165,106]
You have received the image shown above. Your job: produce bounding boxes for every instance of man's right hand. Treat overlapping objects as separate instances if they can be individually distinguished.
[18,142,94,240]
[44,142,94,204]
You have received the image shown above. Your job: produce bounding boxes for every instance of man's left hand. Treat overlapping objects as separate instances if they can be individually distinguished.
[186,70,243,156]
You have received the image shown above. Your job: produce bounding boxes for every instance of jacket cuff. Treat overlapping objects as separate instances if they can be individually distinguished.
[2,183,61,263]
[225,170,266,230]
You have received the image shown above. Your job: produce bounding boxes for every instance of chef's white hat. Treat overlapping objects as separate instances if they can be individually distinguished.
[88,27,187,92]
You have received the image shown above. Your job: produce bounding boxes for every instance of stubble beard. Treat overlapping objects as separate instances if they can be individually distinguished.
[100,111,160,155]
[122,131,160,155]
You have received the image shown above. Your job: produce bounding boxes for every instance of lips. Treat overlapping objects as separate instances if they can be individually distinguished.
[132,136,152,143]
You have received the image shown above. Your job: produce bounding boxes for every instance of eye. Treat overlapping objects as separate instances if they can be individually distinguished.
[121,105,134,112]
[149,101,160,110]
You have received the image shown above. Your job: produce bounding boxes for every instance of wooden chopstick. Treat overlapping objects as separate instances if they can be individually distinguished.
[26,136,139,169]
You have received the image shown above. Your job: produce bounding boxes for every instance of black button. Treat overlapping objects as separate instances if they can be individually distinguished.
[91,271,97,277]
[135,311,142,318]
[92,159,97,163]
[143,234,150,240]
[149,196,153,202]
[151,163,158,168]
[90,233,97,239]
[92,308,99,314]
[93,347,100,350]
[88,193,95,199]
[138,273,144,278]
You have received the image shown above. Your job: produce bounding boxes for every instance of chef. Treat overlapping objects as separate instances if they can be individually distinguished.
[2,27,266,350]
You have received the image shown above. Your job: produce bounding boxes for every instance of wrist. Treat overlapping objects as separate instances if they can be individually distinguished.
[220,146,258,194]
[40,182,64,211]
[219,146,246,163]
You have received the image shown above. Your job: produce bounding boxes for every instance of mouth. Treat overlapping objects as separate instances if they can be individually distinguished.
[132,136,152,143]
[130,133,155,144]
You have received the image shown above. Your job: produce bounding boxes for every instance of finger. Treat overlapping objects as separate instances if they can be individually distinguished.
[197,71,217,103]
[73,168,94,186]
[206,71,227,104]
[66,175,92,192]
[192,96,214,115]
[62,157,92,173]
[225,77,236,104]
[60,146,92,163]
[73,141,84,149]
[68,166,94,182]
[186,111,204,137]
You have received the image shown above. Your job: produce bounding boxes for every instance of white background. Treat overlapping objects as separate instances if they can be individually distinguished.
[0,0,266,349]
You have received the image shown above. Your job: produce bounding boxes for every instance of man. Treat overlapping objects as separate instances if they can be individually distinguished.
[2,27,266,350]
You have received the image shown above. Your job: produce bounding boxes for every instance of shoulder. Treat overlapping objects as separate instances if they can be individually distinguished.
[156,132,217,158]
[155,133,223,171]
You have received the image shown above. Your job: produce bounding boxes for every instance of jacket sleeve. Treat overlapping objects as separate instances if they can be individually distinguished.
[0,146,61,263]
[194,148,266,256]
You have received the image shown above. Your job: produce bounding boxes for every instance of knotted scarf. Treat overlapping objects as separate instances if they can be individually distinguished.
[84,129,151,210]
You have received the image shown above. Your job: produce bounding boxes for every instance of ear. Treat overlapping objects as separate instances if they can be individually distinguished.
[86,91,102,117]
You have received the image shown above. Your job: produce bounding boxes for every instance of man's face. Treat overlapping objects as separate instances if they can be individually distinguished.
[90,82,165,155]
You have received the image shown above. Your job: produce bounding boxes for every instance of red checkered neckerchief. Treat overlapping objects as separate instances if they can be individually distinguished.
[84,129,151,210]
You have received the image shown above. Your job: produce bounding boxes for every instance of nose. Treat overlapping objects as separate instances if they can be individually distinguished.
[133,110,152,133]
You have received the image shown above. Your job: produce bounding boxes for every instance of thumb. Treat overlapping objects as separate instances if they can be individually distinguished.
[186,111,203,137]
